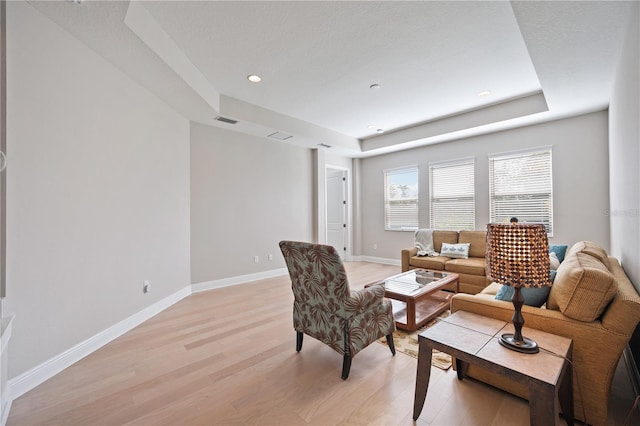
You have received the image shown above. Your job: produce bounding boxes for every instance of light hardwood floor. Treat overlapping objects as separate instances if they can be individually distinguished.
[7,262,640,425]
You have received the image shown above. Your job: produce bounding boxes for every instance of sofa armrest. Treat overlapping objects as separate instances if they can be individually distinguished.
[401,247,417,272]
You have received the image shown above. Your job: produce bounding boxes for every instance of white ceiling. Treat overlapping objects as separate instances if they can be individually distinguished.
[27,0,636,157]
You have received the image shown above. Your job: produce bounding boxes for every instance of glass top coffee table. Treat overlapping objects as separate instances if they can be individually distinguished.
[367,269,459,331]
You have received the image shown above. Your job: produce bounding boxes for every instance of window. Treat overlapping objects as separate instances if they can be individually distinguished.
[384,166,418,231]
[429,158,475,230]
[489,148,553,234]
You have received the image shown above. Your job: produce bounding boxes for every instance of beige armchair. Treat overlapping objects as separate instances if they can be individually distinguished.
[279,240,396,379]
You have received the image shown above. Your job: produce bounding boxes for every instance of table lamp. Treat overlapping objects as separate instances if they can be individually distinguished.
[486,223,551,354]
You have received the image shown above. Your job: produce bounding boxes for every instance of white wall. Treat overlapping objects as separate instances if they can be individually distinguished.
[609,2,640,290]
[190,123,314,284]
[358,111,610,261]
[5,1,190,378]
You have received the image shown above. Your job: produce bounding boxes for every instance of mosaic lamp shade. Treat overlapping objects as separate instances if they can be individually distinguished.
[486,223,551,354]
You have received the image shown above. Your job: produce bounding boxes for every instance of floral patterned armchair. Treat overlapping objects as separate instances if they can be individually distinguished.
[279,240,396,379]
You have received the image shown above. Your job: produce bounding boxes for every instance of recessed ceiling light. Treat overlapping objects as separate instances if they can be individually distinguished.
[247,74,262,83]
[376,129,384,134]
[369,84,381,90]
[478,90,492,97]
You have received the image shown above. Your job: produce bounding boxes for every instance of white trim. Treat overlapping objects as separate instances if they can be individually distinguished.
[382,164,419,174]
[8,286,192,401]
[349,256,401,266]
[1,316,12,353]
[191,268,289,293]
[1,393,9,426]
[1,316,14,426]
[428,155,475,167]
[487,144,553,160]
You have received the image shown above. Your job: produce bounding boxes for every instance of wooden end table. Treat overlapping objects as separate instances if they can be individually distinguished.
[366,269,459,331]
[413,310,574,426]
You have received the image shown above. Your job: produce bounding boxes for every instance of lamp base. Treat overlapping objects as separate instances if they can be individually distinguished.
[499,333,539,354]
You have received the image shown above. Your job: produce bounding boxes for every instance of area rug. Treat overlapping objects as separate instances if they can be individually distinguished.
[378,311,452,370]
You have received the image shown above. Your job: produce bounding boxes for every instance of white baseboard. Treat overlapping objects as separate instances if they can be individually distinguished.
[8,285,192,401]
[349,256,401,266]
[1,316,14,426]
[191,268,289,293]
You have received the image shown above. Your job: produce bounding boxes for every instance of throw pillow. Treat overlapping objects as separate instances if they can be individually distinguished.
[440,242,470,259]
[495,285,551,308]
[547,253,617,321]
[549,244,568,263]
[580,241,611,269]
[549,252,560,270]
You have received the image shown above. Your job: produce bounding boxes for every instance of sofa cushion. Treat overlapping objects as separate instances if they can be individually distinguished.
[445,257,486,276]
[458,230,487,258]
[440,242,470,259]
[432,230,459,252]
[495,285,551,307]
[410,256,448,271]
[547,252,617,322]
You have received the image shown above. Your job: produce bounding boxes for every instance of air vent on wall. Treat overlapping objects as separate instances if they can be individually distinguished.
[214,116,238,125]
[268,131,294,141]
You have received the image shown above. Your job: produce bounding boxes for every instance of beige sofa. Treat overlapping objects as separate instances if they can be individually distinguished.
[451,241,640,426]
[401,230,490,294]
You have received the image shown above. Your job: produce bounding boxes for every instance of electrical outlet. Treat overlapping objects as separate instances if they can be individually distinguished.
[254,255,260,263]
[143,280,150,294]
[373,244,377,250]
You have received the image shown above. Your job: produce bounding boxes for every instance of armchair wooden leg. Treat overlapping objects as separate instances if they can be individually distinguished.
[386,334,396,356]
[341,355,352,380]
[296,331,303,352]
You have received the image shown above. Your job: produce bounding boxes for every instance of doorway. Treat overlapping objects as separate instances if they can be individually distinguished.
[326,167,348,259]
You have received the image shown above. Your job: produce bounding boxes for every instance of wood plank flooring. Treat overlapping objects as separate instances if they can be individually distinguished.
[7,262,640,425]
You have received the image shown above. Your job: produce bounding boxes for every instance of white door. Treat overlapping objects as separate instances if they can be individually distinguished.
[326,168,347,259]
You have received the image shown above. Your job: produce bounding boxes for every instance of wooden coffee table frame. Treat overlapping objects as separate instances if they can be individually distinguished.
[413,310,574,426]
[367,269,459,331]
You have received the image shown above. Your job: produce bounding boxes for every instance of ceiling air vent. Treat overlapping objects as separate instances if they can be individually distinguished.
[317,143,332,148]
[268,131,293,141]
[214,116,238,125]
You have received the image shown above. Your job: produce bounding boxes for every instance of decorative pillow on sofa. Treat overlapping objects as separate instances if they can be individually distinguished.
[549,244,568,263]
[547,252,617,322]
[495,285,551,307]
[440,242,470,259]
[580,241,611,269]
[549,252,561,270]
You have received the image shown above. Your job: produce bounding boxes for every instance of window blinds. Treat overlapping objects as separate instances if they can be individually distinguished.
[489,148,553,234]
[429,159,475,230]
[384,167,419,231]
